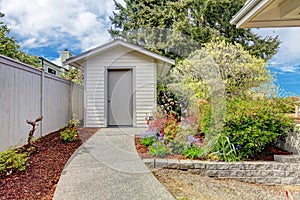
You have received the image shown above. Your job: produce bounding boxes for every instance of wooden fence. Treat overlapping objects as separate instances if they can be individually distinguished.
[0,55,83,152]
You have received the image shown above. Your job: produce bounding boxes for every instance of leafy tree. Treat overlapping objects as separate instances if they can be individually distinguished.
[66,68,84,85]
[109,0,280,60]
[168,39,270,98]
[0,12,40,67]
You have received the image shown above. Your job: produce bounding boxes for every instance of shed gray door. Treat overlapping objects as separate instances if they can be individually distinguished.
[108,69,133,126]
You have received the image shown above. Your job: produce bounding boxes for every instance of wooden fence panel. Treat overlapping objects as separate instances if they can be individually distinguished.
[0,55,83,152]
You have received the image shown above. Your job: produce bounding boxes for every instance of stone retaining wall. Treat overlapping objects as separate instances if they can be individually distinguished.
[278,130,300,154]
[144,159,300,185]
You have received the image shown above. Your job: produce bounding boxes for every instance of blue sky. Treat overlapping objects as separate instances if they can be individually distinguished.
[0,0,300,95]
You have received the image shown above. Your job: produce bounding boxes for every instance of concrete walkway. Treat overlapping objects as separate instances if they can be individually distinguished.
[53,128,174,200]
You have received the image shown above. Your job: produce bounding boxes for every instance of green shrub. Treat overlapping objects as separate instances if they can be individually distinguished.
[183,146,204,159]
[60,128,77,143]
[169,140,185,155]
[163,114,179,143]
[0,147,29,176]
[60,116,79,143]
[149,142,170,158]
[271,97,298,113]
[157,83,181,121]
[141,137,155,146]
[223,98,294,159]
[198,101,211,134]
[213,135,240,162]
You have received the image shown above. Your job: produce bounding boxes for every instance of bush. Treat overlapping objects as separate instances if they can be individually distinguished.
[149,142,170,158]
[60,128,77,143]
[157,83,181,121]
[60,116,79,143]
[213,135,240,162]
[141,137,155,146]
[222,98,294,159]
[169,140,185,155]
[183,146,204,159]
[163,114,179,142]
[0,147,29,176]
[140,128,158,146]
[271,97,298,113]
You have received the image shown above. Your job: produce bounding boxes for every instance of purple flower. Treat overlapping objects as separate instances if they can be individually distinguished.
[158,135,163,141]
[188,135,195,144]
[187,135,200,145]
[153,143,158,149]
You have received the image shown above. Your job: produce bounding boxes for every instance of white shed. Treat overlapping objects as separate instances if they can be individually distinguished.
[64,39,174,127]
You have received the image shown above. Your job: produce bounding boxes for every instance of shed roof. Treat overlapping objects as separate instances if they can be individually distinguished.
[64,39,175,68]
[231,0,300,28]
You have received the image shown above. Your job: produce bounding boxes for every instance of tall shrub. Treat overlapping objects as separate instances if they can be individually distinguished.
[221,98,294,159]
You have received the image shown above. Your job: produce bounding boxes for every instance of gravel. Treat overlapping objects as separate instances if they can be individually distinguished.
[151,168,300,200]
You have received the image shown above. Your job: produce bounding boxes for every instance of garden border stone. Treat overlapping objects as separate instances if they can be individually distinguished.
[144,158,300,185]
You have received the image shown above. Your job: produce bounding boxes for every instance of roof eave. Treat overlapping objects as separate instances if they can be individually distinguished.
[64,40,175,68]
[230,0,271,28]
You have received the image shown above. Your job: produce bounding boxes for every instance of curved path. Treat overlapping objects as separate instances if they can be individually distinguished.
[53,128,174,200]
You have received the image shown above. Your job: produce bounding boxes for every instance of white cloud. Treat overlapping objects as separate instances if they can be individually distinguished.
[0,0,124,55]
[277,65,297,73]
[252,28,300,64]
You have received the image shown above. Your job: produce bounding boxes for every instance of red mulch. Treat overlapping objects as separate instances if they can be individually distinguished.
[0,127,99,200]
[135,135,291,161]
[253,146,291,161]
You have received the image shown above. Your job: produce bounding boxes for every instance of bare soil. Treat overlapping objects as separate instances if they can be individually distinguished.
[0,128,99,200]
[152,168,300,200]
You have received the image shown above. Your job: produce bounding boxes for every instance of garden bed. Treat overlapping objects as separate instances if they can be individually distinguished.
[0,127,99,200]
[135,135,291,162]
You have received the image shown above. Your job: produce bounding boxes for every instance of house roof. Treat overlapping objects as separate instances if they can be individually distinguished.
[231,0,300,28]
[64,39,175,68]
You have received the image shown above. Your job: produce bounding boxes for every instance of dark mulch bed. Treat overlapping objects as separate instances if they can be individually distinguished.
[0,127,99,200]
[135,135,291,161]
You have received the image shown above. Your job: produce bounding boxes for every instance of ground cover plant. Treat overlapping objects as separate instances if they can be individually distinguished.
[60,116,80,142]
[0,147,29,176]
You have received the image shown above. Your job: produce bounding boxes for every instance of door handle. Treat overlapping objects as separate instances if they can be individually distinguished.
[108,100,111,102]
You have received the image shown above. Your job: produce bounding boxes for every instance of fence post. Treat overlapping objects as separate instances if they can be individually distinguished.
[40,70,44,136]
[69,81,72,120]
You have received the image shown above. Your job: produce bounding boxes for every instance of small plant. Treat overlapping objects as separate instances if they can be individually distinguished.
[0,147,29,176]
[183,145,204,159]
[141,137,155,146]
[163,114,179,143]
[169,140,185,155]
[213,135,240,162]
[140,129,157,146]
[149,142,170,158]
[60,116,79,143]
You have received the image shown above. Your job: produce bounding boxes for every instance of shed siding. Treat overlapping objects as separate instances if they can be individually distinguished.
[85,46,156,127]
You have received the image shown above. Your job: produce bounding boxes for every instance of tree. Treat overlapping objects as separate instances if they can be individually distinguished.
[0,12,40,67]
[109,0,280,60]
[66,68,84,85]
[168,39,270,99]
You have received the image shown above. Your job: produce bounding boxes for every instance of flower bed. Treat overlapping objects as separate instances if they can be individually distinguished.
[140,96,295,162]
